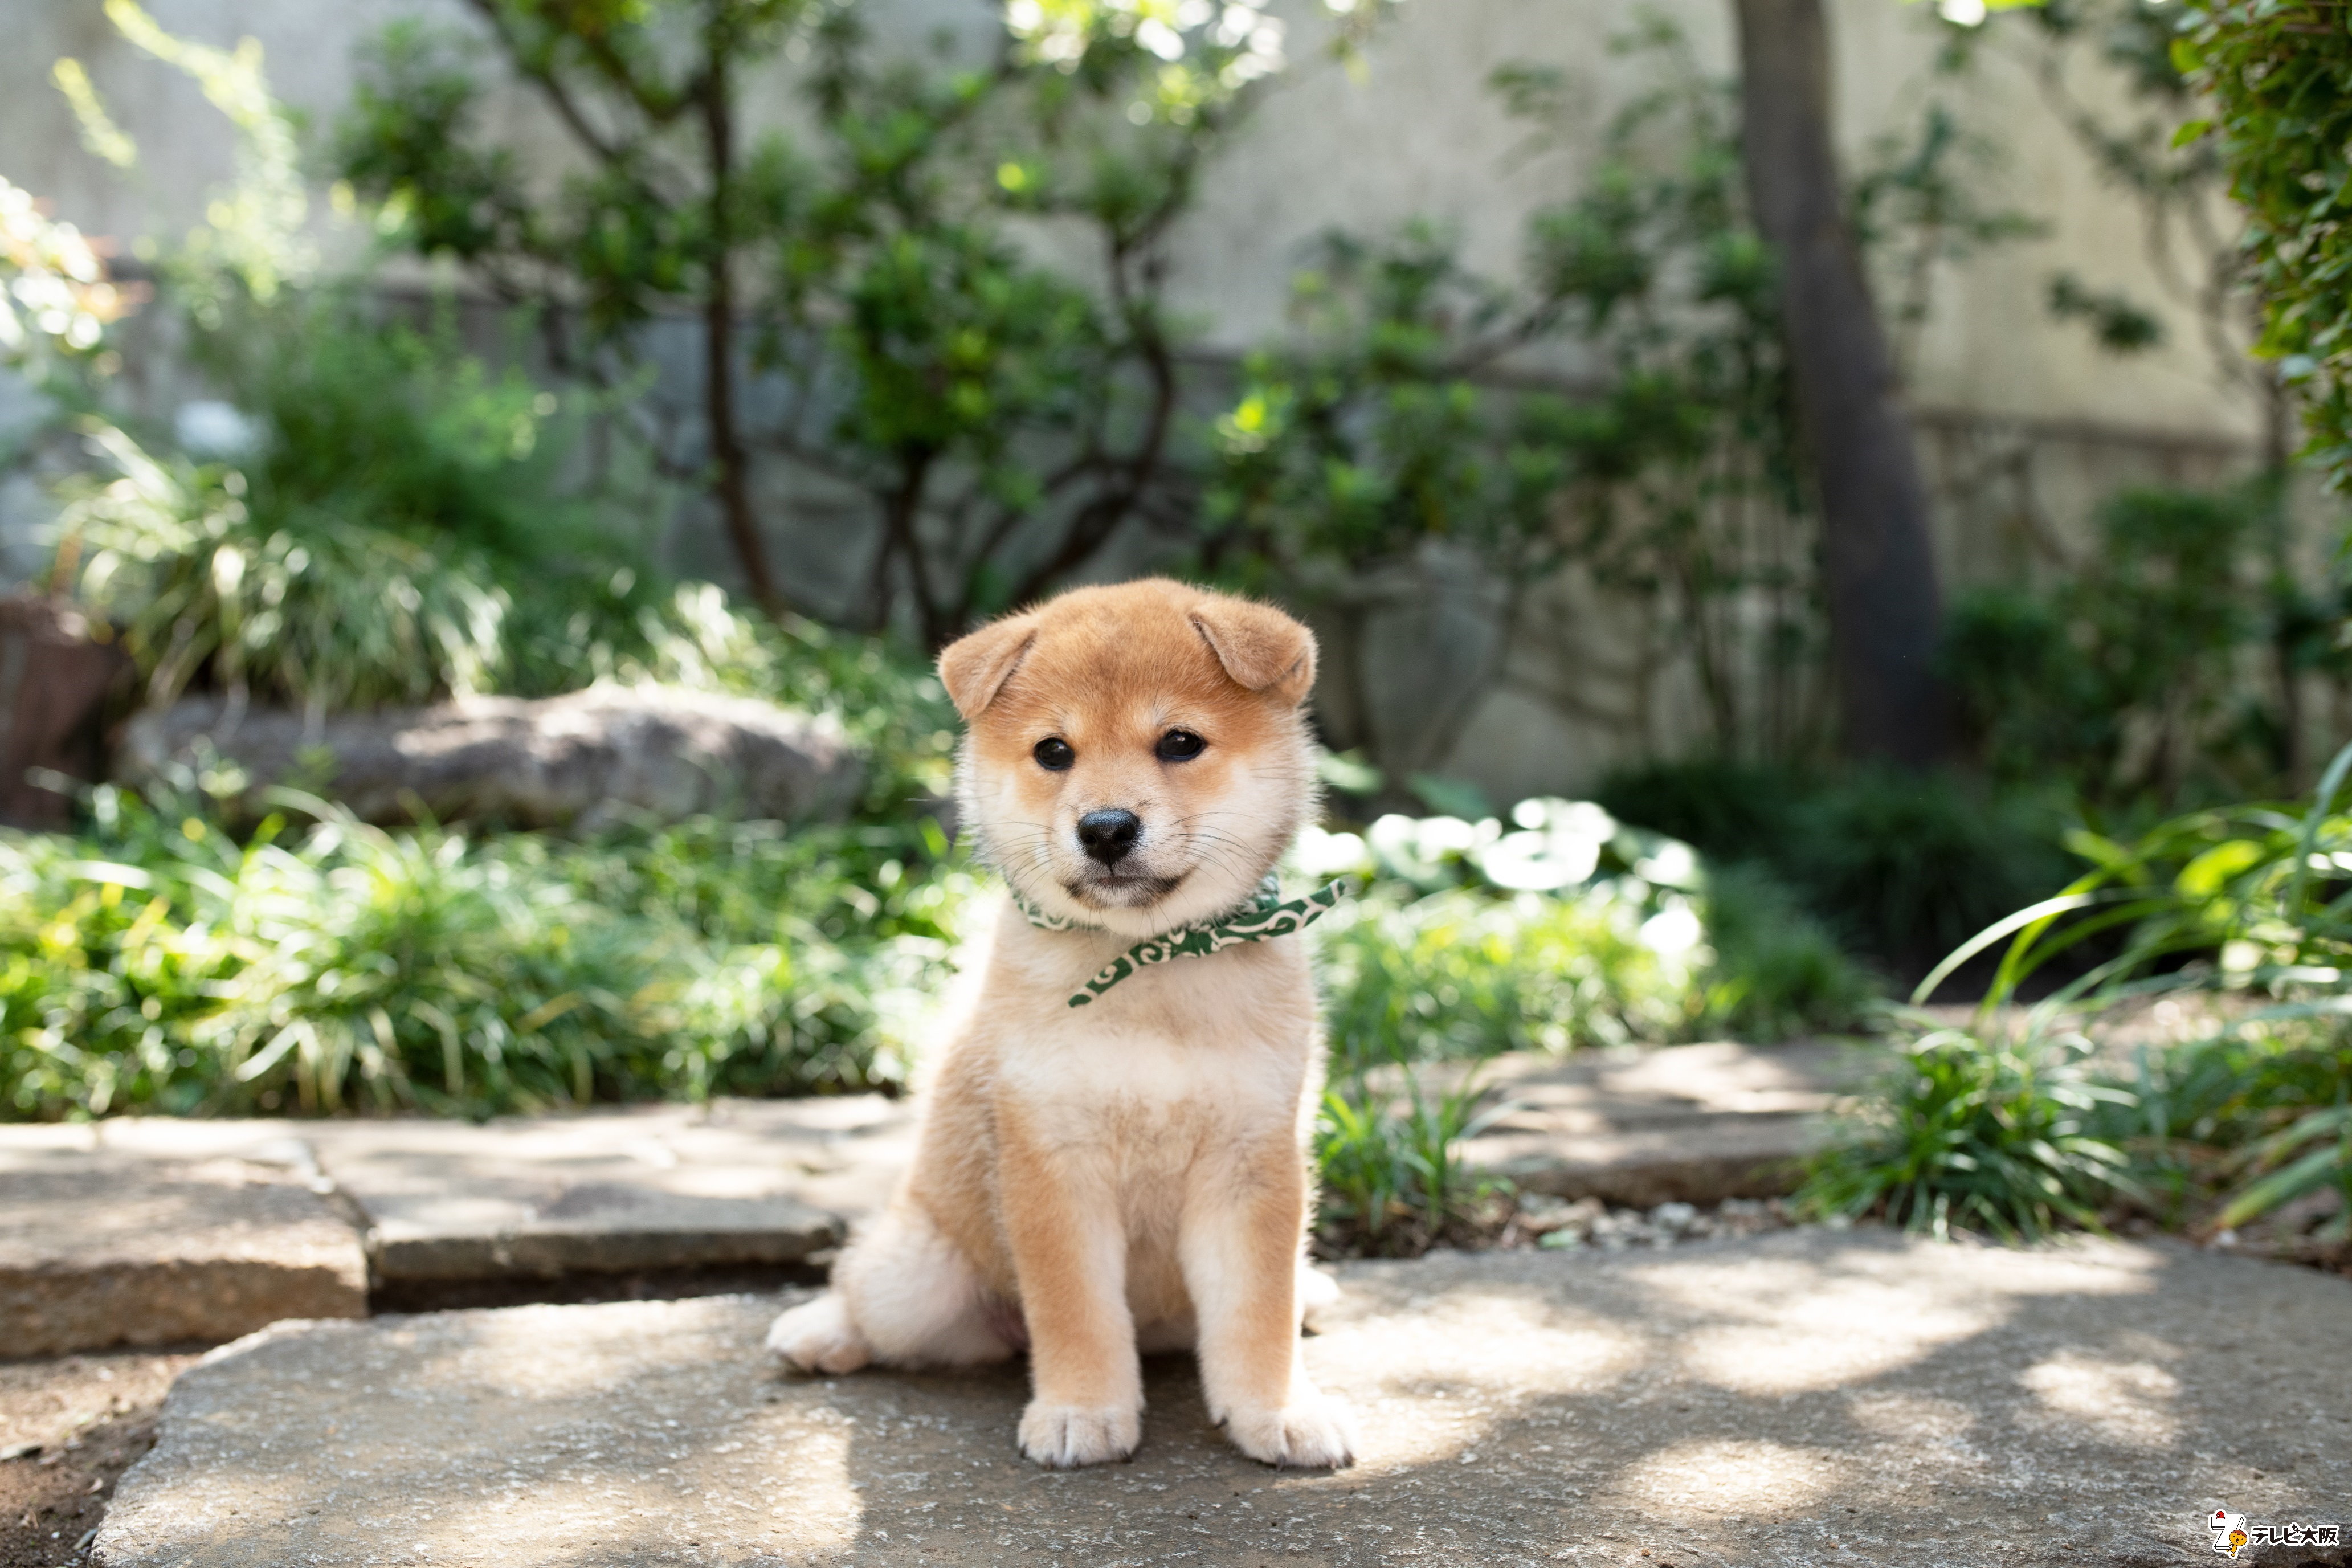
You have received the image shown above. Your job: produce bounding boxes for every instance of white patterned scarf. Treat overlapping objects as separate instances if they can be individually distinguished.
[1010,872,1347,1008]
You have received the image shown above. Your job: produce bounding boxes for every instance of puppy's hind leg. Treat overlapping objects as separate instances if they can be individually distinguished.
[1296,1260,1340,1333]
[771,1202,1018,1375]
[767,1289,872,1375]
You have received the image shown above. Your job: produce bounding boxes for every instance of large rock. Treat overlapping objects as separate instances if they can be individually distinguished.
[0,1122,367,1355]
[90,1232,2352,1566]
[117,683,863,827]
[0,592,131,828]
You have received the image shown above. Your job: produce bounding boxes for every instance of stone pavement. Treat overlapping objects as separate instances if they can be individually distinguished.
[3,1043,1860,1351]
[1461,1041,1851,1207]
[0,1124,365,1356]
[88,1230,2352,1568]
[300,1099,891,1295]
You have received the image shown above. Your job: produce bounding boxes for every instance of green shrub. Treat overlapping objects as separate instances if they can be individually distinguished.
[1592,758,1807,859]
[1698,862,1876,1040]
[1599,759,2069,978]
[63,425,511,712]
[2110,1027,2351,1238]
[1786,770,2072,977]
[1799,1024,2133,1240]
[0,786,974,1121]
[1315,886,1700,1074]
[1299,795,1872,1065]
[61,400,959,811]
[56,296,654,715]
[1814,741,2352,1240]
[2178,1,2352,488]
[1938,481,2327,806]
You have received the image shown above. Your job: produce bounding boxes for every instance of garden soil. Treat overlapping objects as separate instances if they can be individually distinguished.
[0,1351,195,1568]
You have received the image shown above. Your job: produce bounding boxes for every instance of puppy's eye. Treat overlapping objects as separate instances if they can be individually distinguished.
[1033,737,1075,771]
[1155,729,1206,762]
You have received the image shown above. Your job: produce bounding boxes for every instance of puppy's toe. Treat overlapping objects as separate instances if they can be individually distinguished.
[1224,1391,1357,1469]
[766,1293,871,1375]
[1018,1401,1141,1468]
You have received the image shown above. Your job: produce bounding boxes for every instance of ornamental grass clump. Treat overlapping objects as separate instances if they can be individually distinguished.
[1313,1067,1513,1256]
[1,786,973,1121]
[1806,741,2352,1244]
[1801,1023,2134,1241]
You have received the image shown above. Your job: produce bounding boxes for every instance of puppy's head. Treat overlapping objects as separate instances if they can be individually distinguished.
[940,578,1319,938]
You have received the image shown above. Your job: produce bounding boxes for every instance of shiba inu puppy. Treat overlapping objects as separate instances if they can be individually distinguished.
[766,578,1355,1470]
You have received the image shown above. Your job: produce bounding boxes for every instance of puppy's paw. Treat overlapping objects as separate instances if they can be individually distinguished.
[1296,1264,1341,1332]
[1223,1391,1358,1469]
[766,1293,871,1375]
[1017,1400,1141,1468]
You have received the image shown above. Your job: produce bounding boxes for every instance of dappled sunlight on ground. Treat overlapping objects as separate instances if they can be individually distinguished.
[91,1231,2352,1567]
[1593,1436,1843,1519]
[1630,1234,2166,1396]
[2017,1348,2183,1448]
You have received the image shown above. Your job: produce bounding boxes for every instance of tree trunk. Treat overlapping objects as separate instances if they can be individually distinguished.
[1736,0,1949,766]
[700,52,783,616]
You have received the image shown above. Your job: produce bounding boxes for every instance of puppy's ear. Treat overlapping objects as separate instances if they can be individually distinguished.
[1189,596,1318,706]
[937,613,1039,719]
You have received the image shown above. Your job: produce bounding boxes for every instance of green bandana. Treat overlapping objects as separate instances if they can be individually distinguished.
[1011,872,1347,1008]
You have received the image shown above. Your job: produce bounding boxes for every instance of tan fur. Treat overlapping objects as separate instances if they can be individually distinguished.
[767,578,1354,1470]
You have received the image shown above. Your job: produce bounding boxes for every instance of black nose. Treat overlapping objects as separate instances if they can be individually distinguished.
[1076,808,1142,867]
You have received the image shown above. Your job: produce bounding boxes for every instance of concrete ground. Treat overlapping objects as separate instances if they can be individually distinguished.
[87,1229,2352,1568]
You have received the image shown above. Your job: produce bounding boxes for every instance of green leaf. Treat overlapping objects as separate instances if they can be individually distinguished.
[2170,117,2211,148]
[2175,838,2265,897]
[2217,1134,2350,1230]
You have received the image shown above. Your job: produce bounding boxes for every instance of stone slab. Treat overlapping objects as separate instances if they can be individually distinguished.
[1461,1040,1869,1206]
[93,1230,2352,1567]
[300,1098,906,1283]
[0,1124,366,1357]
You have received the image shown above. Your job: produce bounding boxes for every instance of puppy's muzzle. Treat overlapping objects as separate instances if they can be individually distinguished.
[1076,808,1142,868]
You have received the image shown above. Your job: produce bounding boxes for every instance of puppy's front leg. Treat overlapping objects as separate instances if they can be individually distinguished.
[998,1109,1141,1467]
[1180,1141,1357,1469]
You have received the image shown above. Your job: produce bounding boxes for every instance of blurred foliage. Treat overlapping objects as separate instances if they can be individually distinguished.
[0,176,131,376]
[1305,792,1870,1255]
[2177,1,2352,488]
[60,420,512,713]
[6,786,1865,1122]
[1,785,976,1120]
[1298,795,1871,1069]
[2004,0,2229,377]
[1941,480,2349,808]
[1596,759,2071,978]
[330,0,1333,640]
[1202,23,1822,775]
[1849,100,2044,374]
[2046,271,2164,354]
[1809,742,2352,1244]
[1202,19,2041,782]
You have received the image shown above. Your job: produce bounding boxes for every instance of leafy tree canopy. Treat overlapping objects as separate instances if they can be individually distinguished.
[2178,2,2352,487]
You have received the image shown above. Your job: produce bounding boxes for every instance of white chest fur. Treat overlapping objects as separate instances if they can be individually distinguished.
[978,908,1322,1149]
